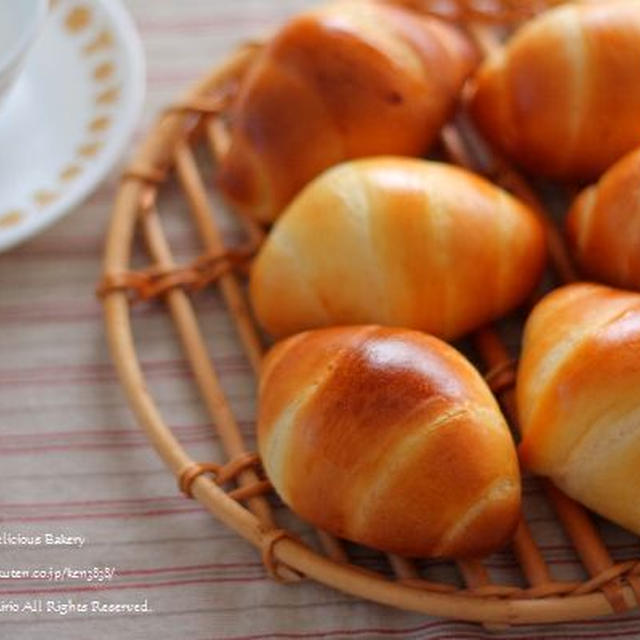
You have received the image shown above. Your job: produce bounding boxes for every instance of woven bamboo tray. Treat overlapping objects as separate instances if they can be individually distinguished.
[98,0,640,626]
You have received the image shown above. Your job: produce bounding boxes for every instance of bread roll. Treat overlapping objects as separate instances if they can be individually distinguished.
[518,283,640,535]
[566,147,640,290]
[250,157,547,341]
[258,325,521,558]
[217,0,476,222]
[468,1,640,179]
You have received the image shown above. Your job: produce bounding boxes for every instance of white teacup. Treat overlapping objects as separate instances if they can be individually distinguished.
[0,0,48,105]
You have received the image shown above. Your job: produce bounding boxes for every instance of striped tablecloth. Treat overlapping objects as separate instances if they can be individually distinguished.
[2,1,640,638]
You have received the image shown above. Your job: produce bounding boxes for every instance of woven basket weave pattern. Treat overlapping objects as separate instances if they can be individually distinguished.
[99,2,640,625]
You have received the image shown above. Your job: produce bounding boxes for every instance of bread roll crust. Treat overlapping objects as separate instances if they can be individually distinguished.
[566,147,640,290]
[217,1,476,221]
[250,157,547,341]
[468,1,640,179]
[259,326,521,558]
[517,284,640,535]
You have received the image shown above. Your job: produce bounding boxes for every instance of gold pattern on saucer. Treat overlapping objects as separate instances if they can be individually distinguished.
[83,29,114,55]
[0,211,24,228]
[65,6,92,32]
[89,116,111,132]
[60,164,83,181]
[77,142,103,158]
[93,61,115,82]
[96,87,119,105]
[34,190,59,207]
[2,2,124,236]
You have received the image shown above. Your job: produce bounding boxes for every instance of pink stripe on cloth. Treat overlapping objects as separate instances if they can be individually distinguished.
[0,576,269,596]
[214,620,640,640]
[0,507,207,523]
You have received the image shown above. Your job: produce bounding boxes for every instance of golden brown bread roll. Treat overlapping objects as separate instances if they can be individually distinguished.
[250,157,547,341]
[217,0,476,222]
[258,325,521,558]
[518,283,640,535]
[468,1,640,180]
[566,147,640,290]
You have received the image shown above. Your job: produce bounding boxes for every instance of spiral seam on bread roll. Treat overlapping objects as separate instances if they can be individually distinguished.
[259,326,521,558]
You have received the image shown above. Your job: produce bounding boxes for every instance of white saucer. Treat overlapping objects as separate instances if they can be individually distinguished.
[0,0,145,252]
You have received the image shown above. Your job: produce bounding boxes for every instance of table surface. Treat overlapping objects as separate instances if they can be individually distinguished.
[2,1,640,638]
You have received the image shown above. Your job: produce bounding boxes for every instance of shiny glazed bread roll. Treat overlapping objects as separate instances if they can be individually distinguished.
[217,0,476,222]
[258,325,521,558]
[518,283,640,535]
[566,147,640,290]
[250,157,547,341]
[468,1,640,179]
